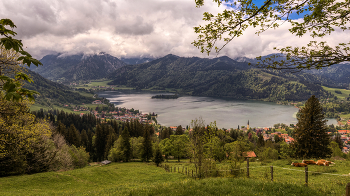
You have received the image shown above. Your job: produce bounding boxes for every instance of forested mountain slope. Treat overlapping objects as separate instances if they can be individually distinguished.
[24,69,95,105]
[108,54,333,102]
[30,52,126,81]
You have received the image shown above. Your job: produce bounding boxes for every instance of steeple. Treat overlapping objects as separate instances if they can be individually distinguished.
[247,120,249,130]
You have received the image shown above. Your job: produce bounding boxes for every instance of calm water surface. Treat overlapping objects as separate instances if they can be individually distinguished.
[98,91,337,129]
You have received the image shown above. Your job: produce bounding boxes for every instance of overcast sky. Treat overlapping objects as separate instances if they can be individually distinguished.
[1,0,347,60]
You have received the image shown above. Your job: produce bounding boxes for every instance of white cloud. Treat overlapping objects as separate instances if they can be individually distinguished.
[0,0,347,60]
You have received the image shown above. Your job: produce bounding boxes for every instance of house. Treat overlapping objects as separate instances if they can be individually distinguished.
[338,130,350,135]
[343,146,349,153]
[92,100,103,104]
[285,137,294,144]
[244,151,257,158]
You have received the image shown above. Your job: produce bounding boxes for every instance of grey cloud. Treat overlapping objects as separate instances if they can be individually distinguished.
[1,0,344,60]
[115,16,154,35]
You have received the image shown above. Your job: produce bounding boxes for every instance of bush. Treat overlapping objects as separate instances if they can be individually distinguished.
[259,147,278,161]
[108,148,122,162]
[68,145,90,168]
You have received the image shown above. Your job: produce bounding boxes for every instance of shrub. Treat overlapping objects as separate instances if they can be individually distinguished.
[68,145,90,168]
[259,147,278,161]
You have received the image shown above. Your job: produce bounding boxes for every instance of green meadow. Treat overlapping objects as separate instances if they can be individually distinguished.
[322,86,350,100]
[1,160,349,195]
[30,103,91,114]
[164,159,350,195]
[75,80,133,90]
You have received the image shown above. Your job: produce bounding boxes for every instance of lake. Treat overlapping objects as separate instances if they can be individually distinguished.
[98,90,337,129]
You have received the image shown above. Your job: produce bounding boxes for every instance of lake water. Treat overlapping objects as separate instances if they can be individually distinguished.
[98,91,337,129]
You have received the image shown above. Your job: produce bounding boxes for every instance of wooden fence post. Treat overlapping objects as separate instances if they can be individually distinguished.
[247,158,249,178]
[346,182,350,196]
[271,166,273,182]
[305,167,308,186]
[182,167,184,173]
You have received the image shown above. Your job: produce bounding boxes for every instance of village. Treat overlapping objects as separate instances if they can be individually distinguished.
[85,99,350,156]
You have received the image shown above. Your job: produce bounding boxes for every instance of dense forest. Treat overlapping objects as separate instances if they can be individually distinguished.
[108,54,334,102]
[23,68,96,106]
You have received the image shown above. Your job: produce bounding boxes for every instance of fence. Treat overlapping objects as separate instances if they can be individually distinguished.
[161,158,350,195]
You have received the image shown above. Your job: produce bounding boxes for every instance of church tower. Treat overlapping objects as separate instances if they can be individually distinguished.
[247,120,249,130]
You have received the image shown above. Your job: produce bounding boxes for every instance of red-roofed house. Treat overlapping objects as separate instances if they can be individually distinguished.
[338,130,350,135]
[285,137,294,144]
[244,151,257,158]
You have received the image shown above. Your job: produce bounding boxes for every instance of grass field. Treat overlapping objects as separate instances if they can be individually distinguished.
[30,103,52,111]
[75,80,133,90]
[76,91,95,98]
[162,158,350,195]
[30,103,90,114]
[0,160,348,195]
[322,86,350,100]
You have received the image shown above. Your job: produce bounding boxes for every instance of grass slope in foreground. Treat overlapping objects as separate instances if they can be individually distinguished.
[0,162,322,196]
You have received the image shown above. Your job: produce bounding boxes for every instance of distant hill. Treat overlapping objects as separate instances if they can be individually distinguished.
[24,69,95,105]
[235,54,350,88]
[108,54,333,102]
[305,63,350,87]
[120,57,156,65]
[30,52,126,81]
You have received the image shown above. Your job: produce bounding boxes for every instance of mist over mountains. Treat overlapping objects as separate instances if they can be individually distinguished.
[30,52,126,81]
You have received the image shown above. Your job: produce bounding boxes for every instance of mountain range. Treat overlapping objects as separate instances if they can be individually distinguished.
[28,52,350,102]
[107,54,334,102]
[30,52,126,81]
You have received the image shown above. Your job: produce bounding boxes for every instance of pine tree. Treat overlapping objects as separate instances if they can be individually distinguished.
[80,129,88,149]
[141,126,153,162]
[67,124,81,147]
[333,133,343,150]
[257,133,265,148]
[292,95,331,158]
[56,121,67,137]
[153,143,164,167]
[120,127,131,162]
[94,124,106,161]
[175,125,184,135]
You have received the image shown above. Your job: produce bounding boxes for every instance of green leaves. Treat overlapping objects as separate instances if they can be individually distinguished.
[0,37,23,52]
[0,18,42,102]
[1,73,39,102]
[193,0,350,70]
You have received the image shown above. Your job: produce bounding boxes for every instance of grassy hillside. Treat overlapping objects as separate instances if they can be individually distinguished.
[0,161,346,195]
[322,86,350,100]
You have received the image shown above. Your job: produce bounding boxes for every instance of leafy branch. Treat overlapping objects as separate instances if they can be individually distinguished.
[0,18,42,102]
[193,0,350,70]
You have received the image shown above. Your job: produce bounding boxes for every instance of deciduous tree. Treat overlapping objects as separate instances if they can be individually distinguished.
[193,0,350,70]
[0,19,41,101]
